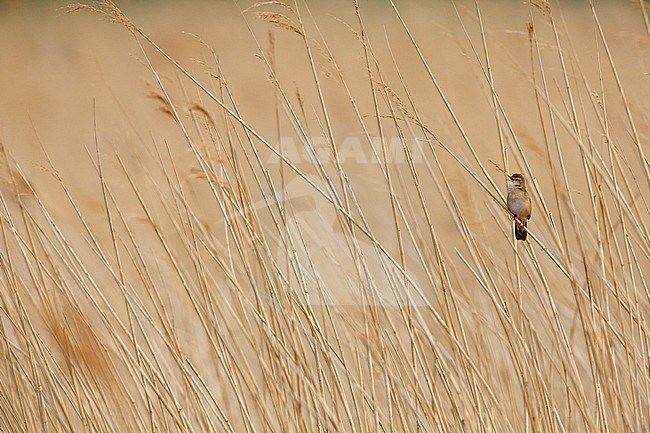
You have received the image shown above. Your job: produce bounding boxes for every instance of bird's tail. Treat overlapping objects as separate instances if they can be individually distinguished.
[515,219,527,241]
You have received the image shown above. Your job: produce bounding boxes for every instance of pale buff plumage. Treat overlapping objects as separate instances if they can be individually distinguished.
[507,173,532,241]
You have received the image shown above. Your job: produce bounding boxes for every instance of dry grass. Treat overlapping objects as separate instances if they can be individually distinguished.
[0,1,648,432]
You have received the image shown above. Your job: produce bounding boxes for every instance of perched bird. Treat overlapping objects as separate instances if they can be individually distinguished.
[507,173,532,241]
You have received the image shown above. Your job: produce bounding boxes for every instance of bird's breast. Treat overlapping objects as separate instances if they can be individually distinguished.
[507,190,530,219]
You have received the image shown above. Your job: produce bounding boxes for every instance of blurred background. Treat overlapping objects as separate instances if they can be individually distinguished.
[1,0,647,229]
[1,0,649,302]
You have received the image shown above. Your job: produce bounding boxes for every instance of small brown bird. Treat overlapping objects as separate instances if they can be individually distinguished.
[507,173,532,241]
